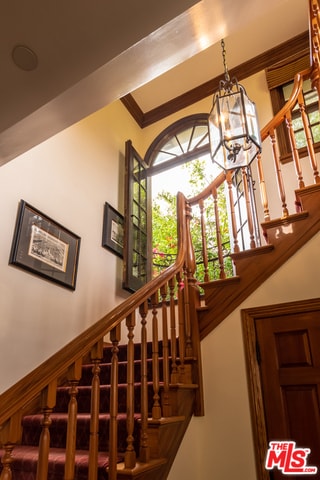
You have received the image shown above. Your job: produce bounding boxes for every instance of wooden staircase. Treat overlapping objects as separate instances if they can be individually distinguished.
[197,184,320,338]
[3,340,198,480]
[0,188,205,480]
[1,1,320,477]
[1,182,319,479]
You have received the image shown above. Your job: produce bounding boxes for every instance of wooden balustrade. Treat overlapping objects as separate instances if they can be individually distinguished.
[183,63,320,284]
[0,191,206,479]
[124,313,136,469]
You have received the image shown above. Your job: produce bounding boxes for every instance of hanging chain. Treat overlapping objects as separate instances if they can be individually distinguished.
[221,39,230,82]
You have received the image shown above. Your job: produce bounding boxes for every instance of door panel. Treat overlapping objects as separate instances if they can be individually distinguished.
[256,310,320,478]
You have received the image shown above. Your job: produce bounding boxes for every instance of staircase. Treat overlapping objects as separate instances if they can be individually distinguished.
[6,341,196,480]
[197,183,320,338]
[1,183,319,480]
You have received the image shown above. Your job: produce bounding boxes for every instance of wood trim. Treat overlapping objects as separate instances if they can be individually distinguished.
[241,309,269,480]
[241,298,320,480]
[121,32,309,128]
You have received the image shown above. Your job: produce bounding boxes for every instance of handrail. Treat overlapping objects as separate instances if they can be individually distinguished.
[179,63,320,283]
[260,67,312,140]
[187,171,226,205]
[0,191,189,428]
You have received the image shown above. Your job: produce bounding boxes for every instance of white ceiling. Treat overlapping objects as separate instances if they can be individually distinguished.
[0,0,308,166]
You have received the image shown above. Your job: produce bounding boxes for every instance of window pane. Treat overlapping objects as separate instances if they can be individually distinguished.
[281,79,320,149]
[295,130,306,148]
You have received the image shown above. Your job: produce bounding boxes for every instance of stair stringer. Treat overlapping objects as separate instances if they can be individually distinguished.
[197,184,320,339]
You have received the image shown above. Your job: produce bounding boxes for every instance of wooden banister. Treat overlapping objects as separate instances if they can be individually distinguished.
[1,191,206,479]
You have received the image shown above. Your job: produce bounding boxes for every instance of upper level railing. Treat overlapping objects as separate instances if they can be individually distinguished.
[182,62,320,283]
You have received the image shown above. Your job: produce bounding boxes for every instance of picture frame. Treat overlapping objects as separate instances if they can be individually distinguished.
[102,202,124,258]
[9,200,81,290]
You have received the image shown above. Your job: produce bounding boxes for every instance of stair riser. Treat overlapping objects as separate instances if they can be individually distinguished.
[55,383,154,414]
[79,358,161,386]
[21,416,140,452]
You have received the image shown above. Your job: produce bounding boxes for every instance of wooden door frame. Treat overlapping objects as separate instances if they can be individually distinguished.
[241,297,320,480]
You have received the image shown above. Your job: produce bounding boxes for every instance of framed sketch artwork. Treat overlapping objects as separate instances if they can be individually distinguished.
[9,200,81,290]
[102,202,124,258]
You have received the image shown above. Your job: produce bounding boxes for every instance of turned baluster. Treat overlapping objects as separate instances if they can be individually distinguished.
[270,128,289,217]
[125,312,136,469]
[298,90,320,183]
[139,300,150,463]
[168,277,179,383]
[108,325,120,480]
[182,264,193,358]
[0,413,22,480]
[160,283,171,416]
[64,359,82,480]
[310,0,320,102]
[176,271,186,382]
[0,444,14,480]
[212,185,226,279]
[241,168,256,249]
[88,341,103,480]
[311,0,320,75]
[151,292,161,420]
[256,151,270,221]
[36,381,57,480]
[285,112,305,188]
[199,198,209,282]
[226,171,240,254]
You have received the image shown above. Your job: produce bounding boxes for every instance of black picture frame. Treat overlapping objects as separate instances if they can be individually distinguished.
[102,202,124,258]
[9,200,81,290]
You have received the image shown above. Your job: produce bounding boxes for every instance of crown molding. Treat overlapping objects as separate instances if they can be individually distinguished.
[121,31,309,128]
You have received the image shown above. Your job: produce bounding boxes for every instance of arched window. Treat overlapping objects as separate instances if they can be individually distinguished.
[145,113,210,174]
[123,114,213,292]
[123,113,257,292]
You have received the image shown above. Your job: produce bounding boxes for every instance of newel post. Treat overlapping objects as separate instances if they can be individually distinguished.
[183,201,204,415]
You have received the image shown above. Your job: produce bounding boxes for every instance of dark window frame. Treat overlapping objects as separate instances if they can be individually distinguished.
[270,82,320,164]
[266,51,320,164]
[123,114,258,291]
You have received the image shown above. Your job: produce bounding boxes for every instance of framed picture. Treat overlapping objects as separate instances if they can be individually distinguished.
[102,202,124,258]
[9,200,81,290]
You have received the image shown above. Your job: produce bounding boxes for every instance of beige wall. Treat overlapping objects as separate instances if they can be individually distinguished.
[0,100,143,393]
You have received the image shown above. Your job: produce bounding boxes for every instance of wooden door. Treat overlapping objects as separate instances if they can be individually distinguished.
[242,299,320,480]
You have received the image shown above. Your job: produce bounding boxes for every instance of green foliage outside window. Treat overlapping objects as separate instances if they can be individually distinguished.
[152,158,233,282]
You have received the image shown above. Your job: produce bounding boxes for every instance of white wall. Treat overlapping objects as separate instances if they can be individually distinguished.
[169,231,320,480]
[0,100,143,393]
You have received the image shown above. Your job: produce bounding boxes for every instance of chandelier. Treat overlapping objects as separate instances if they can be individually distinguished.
[208,39,261,171]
